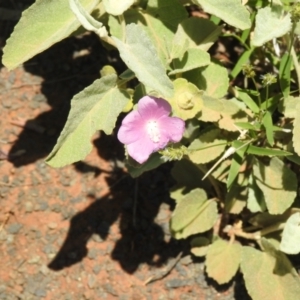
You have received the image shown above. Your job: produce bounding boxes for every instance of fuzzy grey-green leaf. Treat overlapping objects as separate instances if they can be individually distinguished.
[206,239,242,285]
[194,0,251,30]
[170,188,207,232]
[252,6,292,47]
[3,0,98,70]
[241,240,300,300]
[253,157,297,215]
[113,24,173,98]
[46,74,129,168]
[280,213,300,255]
[103,0,134,15]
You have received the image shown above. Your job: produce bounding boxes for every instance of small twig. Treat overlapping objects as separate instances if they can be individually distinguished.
[144,251,183,285]
[0,211,13,232]
[10,119,45,134]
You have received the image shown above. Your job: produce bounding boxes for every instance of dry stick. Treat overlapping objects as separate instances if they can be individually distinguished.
[0,212,12,232]
[144,251,183,285]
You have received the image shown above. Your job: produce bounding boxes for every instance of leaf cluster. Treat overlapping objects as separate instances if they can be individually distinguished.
[4,0,300,299]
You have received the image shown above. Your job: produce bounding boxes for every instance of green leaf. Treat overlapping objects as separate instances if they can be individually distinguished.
[70,0,107,37]
[126,153,164,178]
[170,159,212,202]
[190,236,211,257]
[278,96,300,118]
[170,17,222,59]
[246,146,292,156]
[188,129,227,164]
[113,24,173,98]
[231,47,254,79]
[217,99,249,132]
[171,159,205,193]
[225,183,247,214]
[3,0,99,70]
[167,78,203,120]
[103,0,134,15]
[286,154,300,166]
[252,6,292,47]
[145,0,188,67]
[234,141,292,156]
[206,239,242,285]
[279,53,292,98]
[247,174,266,213]
[241,240,300,300]
[227,142,247,189]
[262,111,274,146]
[170,188,207,232]
[292,103,300,156]
[198,95,224,122]
[108,9,143,40]
[235,87,260,114]
[46,74,129,167]
[194,0,251,30]
[280,213,300,255]
[234,122,260,131]
[192,62,229,99]
[253,157,297,214]
[169,48,210,75]
[249,208,300,228]
[172,198,218,239]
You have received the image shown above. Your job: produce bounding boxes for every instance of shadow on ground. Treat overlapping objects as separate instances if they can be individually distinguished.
[48,161,188,273]
[0,0,126,168]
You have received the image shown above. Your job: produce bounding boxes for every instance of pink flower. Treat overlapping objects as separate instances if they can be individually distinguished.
[118,96,185,164]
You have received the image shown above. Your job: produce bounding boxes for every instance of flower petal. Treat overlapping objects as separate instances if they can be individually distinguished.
[138,96,171,119]
[127,135,156,164]
[159,116,185,143]
[117,110,145,144]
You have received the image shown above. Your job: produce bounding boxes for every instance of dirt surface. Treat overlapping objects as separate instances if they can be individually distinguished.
[0,1,251,299]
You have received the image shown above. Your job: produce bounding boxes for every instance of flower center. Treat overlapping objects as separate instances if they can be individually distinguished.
[146,120,160,143]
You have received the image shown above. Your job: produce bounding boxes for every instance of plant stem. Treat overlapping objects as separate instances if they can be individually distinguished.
[224,222,285,240]
[118,14,126,42]
[251,77,262,111]
[291,46,300,95]
[265,86,269,110]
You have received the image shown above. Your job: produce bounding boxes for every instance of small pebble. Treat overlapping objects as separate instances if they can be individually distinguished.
[39,264,49,276]
[38,201,49,211]
[7,223,22,235]
[70,196,83,204]
[48,222,58,229]
[6,234,15,244]
[33,94,47,103]
[51,203,61,213]
[88,248,98,260]
[28,255,41,264]
[92,264,102,275]
[165,278,194,289]
[87,274,97,289]
[34,287,47,297]
[91,234,104,243]
[25,201,33,213]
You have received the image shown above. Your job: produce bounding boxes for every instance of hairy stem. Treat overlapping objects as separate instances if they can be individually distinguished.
[224,222,285,240]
